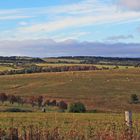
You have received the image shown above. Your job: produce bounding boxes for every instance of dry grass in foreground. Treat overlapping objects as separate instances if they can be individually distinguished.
[0,113,140,139]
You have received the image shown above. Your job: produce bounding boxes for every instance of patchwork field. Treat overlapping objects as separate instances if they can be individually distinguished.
[0,68,140,112]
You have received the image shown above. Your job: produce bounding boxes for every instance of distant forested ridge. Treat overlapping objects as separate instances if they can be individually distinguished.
[0,56,45,64]
[0,56,140,66]
[45,56,140,66]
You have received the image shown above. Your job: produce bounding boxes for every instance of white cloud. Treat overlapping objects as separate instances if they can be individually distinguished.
[18,11,140,34]
[1,0,140,40]
[0,15,32,20]
[19,21,28,26]
[119,0,140,11]
[0,8,34,20]
[12,0,140,40]
[0,1,97,21]
[136,26,140,33]
[52,32,91,41]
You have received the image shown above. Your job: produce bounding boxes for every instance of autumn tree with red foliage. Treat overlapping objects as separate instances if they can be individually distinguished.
[58,101,68,110]
[36,96,43,107]
[8,95,17,104]
[29,96,36,107]
[0,93,7,103]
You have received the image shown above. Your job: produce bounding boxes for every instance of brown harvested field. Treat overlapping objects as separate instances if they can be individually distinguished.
[0,68,140,112]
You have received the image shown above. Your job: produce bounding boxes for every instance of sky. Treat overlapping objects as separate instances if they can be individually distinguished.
[0,0,140,57]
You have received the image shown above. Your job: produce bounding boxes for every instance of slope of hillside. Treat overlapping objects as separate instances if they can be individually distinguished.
[0,69,140,112]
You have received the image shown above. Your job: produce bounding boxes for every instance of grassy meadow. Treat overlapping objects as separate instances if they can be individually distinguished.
[0,68,140,112]
[0,65,14,71]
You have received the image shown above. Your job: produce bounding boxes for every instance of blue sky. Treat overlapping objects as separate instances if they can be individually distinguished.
[0,0,140,57]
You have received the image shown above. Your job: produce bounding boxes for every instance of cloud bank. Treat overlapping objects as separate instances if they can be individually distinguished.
[0,39,140,57]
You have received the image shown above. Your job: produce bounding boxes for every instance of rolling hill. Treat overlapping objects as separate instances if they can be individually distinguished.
[0,68,140,112]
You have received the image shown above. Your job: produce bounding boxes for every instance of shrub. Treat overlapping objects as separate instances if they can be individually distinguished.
[68,102,86,113]
[131,94,139,103]
[4,108,32,112]
[29,96,36,107]
[50,100,57,106]
[0,93,7,103]
[36,96,43,107]
[8,95,17,104]
[58,101,68,110]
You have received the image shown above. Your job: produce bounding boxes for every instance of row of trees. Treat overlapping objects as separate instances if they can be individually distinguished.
[0,93,22,104]
[0,65,104,75]
[0,93,68,110]
[0,93,87,112]
[0,56,44,64]
[28,96,68,110]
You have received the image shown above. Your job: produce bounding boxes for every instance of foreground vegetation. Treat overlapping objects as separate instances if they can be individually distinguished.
[0,113,140,139]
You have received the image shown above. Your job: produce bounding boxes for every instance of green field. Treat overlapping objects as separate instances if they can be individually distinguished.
[0,68,140,112]
[0,65,14,71]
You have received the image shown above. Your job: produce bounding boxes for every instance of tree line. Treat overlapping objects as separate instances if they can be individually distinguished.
[50,56,140,66]
[0,65,105,75]
[0,93,68,110]
[0,56,44,64]
[0,93,87,113]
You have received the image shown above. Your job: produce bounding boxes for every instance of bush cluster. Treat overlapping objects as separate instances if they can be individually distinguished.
[68,102,86,113]
[0,65,101,75]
